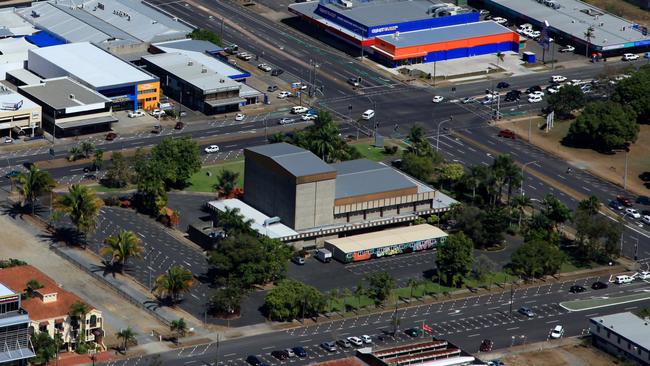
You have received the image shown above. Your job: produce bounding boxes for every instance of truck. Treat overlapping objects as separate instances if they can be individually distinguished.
[315,249,332,263]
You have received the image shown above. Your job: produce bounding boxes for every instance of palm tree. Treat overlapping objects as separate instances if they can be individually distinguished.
[80,142,95,158]
[511,195,532,229]
[14,164,56,215]
[100,230,143,272]
[407,278,419,299]
[116,327,137,353]
[213,170,240,198]
[217,207,253,235]
[93,149,104,171]
[153,265,194,304]
[170,318,188,341]
[310,121,340,162]
[56,184,104,244]
[69,301,89,346]
[584,26,595,59]
[491,155,521,205]
[578,195,600,215]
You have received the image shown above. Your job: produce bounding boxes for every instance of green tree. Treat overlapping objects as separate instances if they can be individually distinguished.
[438,163,464,189]
[354,283,366,308]
[612,67,650,124]
[80,142,95,158]
[364,272,395,303]
[565,101,639,151]
[578,195,601,216]
[511,240,565,278]
[215,207,253,235]
[170,318,188,340]
[541,194,572,231]
[473,254,498,282]
[210,285,245,315]
[56,184,104,242]
[153,265,194,304]
[435,233,475,287]
[511,195,532,229]
[189,28,222,46]
[546,84,586,119]
[31,331,57,365]
[406,124,434,158]
[340,288,352,311]
[401,152,436,181]
[491,154,521,205]
[407,278,419,299]
[26,279,43,298]
[268,133,285,144]
[69,301,89,347]
[264,279,325,321]
[93,149,104,171]
[100,230,143,272]
[135,159,168,215]
[116,327,137,353]
[14,164,55,215]
[310,118,340,162]
[584,26,594,58]
[575,203,624,261]
[213,169,240,197]
[104,151,131,188]
[151,137,201,188]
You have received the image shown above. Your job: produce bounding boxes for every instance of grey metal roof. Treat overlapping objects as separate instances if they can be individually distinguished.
[591,312,650,351]
[153,41,244,79]
[19,77,110,110]
[331,159,416,199]
[317,0,465,28]
[485,0,650,49]
[142,52,240,94]
[378,20,513,48]
[246,143,336,178]
[153,39,223,53]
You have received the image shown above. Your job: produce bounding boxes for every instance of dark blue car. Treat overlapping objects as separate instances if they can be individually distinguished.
[292,346,307,357]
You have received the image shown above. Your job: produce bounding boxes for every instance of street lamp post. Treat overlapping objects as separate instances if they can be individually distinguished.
[620,212,632,255]
[520,161,538,196]
[436,116,453,152]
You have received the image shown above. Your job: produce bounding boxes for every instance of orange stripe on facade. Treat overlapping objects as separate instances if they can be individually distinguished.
[377,32,519,59]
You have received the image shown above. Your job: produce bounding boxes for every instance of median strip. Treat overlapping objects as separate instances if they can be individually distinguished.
[560,291,650,311]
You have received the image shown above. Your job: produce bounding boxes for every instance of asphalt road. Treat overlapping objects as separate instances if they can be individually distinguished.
[101,277,650,366]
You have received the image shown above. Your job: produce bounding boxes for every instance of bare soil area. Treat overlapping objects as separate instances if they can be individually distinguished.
[501,343,619,366]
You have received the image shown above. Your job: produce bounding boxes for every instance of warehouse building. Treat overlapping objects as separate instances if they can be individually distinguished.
[479,0,650,54]
[15,0,191,58]
[289,0,519,66]
[141,52,262,114]
[19,77,114,137]
[230,143,455,247]
[325,224,447,262]
[590,312,650,365]
[27,42,159,111]
[0,37,37,80]
[0,86,41,138]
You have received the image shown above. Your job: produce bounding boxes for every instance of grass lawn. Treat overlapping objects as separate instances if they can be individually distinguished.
[352,140,405,162]
[185,160,245,193]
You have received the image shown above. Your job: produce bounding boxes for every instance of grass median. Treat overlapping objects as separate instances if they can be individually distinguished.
[560,291,650,311]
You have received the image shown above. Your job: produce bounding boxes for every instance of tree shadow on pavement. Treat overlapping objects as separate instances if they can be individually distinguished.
[37,226,85,248]
[0,202,27,219]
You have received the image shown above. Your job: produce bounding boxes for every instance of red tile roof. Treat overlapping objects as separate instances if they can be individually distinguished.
[310,357,367,366]
[0,265,95,321]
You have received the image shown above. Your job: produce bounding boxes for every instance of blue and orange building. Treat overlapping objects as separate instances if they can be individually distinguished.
[289,0,520,67]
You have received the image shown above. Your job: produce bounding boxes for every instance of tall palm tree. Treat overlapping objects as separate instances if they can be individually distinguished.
[491,155,521,205]
[578,195,600,215]
[56,184,104,243]
[14,164,56,215]
[153,265,194,304]
[80,142,95,159]
[310,121,340,162]
[213,170,240,198]
[511,195,532,229]
[170,318,187,340]
[116,327,137,353]
[69,301,89,346]
[217,207,253,235]
[584,26,595,59]
[100,230,143,272]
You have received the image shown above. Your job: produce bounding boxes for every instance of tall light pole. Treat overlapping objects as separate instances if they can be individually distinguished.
[520,161,538,196]
[620,212,632,255]
[436,116,453,152]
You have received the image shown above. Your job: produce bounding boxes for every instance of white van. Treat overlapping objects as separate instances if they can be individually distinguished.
[361,109,375,120]
[614,275,634,284]
[291,106,309,114]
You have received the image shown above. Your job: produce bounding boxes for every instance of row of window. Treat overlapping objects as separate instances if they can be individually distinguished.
[0,301,19,314]
[139,88,157,95]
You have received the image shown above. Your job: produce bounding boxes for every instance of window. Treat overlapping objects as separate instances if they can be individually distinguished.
[617,336,621,344]
[139,88,157,94]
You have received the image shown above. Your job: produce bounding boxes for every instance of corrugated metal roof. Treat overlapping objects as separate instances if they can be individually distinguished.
[153,42,247,79]
[485,0,650,48]
[19,77,110,109]
[154,39,223,54]
[326,224,447,253]
[331,159,416,199]
[378,21,513,48]
[246,143,336,178]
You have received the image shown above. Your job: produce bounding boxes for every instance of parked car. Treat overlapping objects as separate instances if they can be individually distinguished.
[432,95,444,103]
[361,335,372,344]
[258,63,272,72]
[496,81,510,89]
[151,125,162,134]
[292,256,305,265]
[569,285,586,293]
[128,110,145,118]
[591,281,608,290]
[292,346,307,357]
[622,53,639,61]
[347,77,360,87]
[284,349,295,358]
[150,109,164,117]
[625,207,641,219]
[642,215,650,225]
[518,307,535,317]
[336,339,351,348]
[271,350,289,360]
[321,342,336,352]
[271,68,284,76]
[479,339,493,352]
[609,200,624,211]
[204,145,220,154]
[636,195,650,205]
[301,113,317,121]
[105,132,117,141]
[277,91,292,99]
[492,16,507,24]
[174,121,185,130]
[525,85,542,94]
[279,117,295,125]
[246,355,262,366]
[347,336,363,347]
[550,325,564,339]
[5,170,21,179]
[498,129,516,139]
[551,75,567,83]
[267,85,279,92]
[528,95,543,103]
[291,106,309,114]
[617,195,634,207]
[559,45,575,53]
[237,52,252,61]
[235,113,246,121]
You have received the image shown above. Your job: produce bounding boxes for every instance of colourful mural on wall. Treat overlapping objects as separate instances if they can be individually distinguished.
[344,236,447,263]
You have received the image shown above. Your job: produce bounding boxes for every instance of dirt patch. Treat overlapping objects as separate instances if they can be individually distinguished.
[501,343,618,366]
[498,115,650,195]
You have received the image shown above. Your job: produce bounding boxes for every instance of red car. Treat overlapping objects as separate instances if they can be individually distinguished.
[174,121,184,130]
[616,195,633,207]
[498,129,516,139]
[105,132,117,141]
[479,339,493,352]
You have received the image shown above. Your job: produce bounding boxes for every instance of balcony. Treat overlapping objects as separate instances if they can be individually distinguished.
[0,327,36,363]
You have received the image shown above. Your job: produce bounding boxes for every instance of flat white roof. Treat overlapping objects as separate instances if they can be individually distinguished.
[0,283,16,297]
[0,87,39,111]
[207,199,298,239]
[154,41,247,79]
[591,312,650,351]
[0,8,37,36]
[326,224,447,253]
[29,42,156,89]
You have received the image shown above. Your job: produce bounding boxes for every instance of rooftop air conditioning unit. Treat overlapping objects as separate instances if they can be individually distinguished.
[339,0,353,8]
[69,94,75,99]
[201,67,207,73]
[188,60,193,66]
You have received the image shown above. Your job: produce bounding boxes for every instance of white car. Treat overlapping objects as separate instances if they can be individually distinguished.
[235,113,246,121]
[492,17,507,24]
[547,87,560,94]
[237,52,252,61]
[277,91,292,99]
[529,30,541,39]
[347,337,363,347]
[550,325,564,339]
[301,113,317,121]
[551,75,567,83]
[528,95,543,103]
[622,53,639,61]
[4,137,13,144]
[204,145,220,154]
[128,110,145,118]
[643,215,650,225]
[291,106,309,114]
[625,208,641,219]
[432,95,444,103]
[559,45,575,53]
[637,271,650,280]
[150,109,164,117]
[284,348,295,358]
[529,91,545,98]
[258,63,272,72]
[361,335,372,344]
[278,117,295,125]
